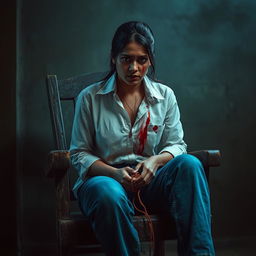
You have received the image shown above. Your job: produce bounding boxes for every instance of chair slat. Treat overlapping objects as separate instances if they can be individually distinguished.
[58,72,108,100]
[47,75,67,150]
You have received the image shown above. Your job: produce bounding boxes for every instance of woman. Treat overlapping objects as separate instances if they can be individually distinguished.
[70,21,215,256]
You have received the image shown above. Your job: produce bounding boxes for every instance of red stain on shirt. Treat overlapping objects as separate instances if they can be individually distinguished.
[137,111,150,155]
[153,125,158,132]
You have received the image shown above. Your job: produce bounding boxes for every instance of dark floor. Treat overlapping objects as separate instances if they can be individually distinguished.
[21,236,256,255]
[72,236,256,256]
[164,236,256,256]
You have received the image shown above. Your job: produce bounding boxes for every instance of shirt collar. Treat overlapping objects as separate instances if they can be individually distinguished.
[143,75,165,103]
[96,73,116,95]
[96,72,165,103]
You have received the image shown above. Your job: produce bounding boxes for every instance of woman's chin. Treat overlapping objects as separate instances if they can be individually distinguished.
[125,78,143,86]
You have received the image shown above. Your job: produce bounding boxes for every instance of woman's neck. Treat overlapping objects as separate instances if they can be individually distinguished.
[116,77,145,97]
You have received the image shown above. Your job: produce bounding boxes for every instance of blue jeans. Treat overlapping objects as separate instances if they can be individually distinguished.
[77,154,215,256]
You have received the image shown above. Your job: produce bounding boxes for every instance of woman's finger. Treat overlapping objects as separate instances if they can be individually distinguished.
[135,162,143,172]
[124,166,137,176]
[143,171,154,184]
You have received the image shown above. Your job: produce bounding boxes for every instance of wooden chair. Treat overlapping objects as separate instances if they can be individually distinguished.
[46,72,221,256]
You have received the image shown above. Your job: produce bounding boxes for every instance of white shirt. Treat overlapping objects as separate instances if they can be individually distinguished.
[70,73,187,198]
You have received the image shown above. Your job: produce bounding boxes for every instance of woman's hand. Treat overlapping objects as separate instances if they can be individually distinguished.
[133,153,174,189]
[88,153,173,192]
[112,166,138,191]
[132,156,160,189]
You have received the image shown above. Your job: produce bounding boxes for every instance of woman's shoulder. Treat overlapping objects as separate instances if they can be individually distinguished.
[77,80,105,99]
[148,77,176,99]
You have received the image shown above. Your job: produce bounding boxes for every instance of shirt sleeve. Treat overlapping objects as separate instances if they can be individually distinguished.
[69,90,100,180]
[158,90,187,157]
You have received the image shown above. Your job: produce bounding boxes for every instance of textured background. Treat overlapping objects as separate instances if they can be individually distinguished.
[2,0,256,254]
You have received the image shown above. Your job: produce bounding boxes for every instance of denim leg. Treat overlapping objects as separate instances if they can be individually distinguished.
[77,176,140,256]
[140,154,215,256]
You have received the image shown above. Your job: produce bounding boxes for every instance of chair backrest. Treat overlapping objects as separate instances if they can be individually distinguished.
[47,72,108,150]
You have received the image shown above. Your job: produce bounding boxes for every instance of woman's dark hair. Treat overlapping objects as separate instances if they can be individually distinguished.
[104,21,156,81]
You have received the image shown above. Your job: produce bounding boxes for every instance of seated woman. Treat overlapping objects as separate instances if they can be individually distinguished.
[70,21,215,256]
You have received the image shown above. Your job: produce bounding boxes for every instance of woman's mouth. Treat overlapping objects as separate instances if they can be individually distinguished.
[127,75,140,80]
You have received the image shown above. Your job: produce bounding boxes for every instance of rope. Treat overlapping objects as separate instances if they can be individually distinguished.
[131,173,155,256]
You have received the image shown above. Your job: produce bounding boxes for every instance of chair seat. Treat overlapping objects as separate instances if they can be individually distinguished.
[58,212,177,248]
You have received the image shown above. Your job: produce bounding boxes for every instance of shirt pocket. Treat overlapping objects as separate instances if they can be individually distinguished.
[145,123,165,152]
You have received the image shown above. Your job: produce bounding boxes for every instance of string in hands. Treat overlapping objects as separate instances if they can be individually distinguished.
[131,166,155,256]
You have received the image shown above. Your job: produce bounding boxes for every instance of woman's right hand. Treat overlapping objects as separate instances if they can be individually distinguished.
[88,160,138,191]
[112,167,138,192]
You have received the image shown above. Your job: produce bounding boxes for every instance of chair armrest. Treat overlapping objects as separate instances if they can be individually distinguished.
[45,150,70,178]
[45,149,221,178]
[188,150,221,168]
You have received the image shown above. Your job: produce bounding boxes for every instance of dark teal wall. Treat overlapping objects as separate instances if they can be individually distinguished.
[18,0,256,252]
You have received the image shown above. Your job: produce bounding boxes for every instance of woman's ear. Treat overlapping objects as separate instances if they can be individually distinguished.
[112,58,116,64]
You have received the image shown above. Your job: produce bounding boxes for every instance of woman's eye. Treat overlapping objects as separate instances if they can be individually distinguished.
[138,57,148,64]
[120,56,149,64]
[120,56,131,63]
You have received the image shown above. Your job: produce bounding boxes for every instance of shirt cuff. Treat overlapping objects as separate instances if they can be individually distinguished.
[70,151,100,180]
[159,145,187,158]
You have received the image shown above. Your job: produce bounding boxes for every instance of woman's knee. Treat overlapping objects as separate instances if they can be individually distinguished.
[176,154,202,167]
[79,176,129,212]
[172,154,204,177]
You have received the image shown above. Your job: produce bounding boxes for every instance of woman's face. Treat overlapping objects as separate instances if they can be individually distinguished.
[112,41,151,87]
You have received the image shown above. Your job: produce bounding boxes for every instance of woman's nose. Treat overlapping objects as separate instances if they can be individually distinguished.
[128,61,138,71]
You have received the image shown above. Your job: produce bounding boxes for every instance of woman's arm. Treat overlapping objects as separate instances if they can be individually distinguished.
[157,89,187,157]
[133,89,185,188]
[70,91,101,180]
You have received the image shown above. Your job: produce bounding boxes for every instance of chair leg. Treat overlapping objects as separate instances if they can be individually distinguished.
[154,240,165,256]
[58,241,72,256]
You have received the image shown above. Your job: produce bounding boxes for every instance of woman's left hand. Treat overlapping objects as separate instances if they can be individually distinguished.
[132,152,174,189]
[132,156,160,189]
